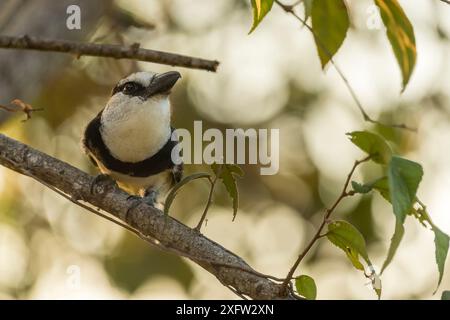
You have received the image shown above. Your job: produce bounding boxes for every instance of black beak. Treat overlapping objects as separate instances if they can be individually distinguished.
[146,71,181,97]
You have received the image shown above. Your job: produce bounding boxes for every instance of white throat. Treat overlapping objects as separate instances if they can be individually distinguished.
[100,93,171,163]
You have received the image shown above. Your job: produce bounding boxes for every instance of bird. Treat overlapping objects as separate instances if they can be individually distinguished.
[81,70,183,208]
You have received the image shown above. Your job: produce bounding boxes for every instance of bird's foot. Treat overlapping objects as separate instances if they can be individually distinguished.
[90,173,114,195]
[126,190,158,221]
[126,190,157,206]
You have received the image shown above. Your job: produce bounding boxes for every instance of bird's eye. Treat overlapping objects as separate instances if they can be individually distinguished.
[122,82,142,95]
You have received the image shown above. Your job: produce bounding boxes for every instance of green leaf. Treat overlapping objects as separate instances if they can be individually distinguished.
[433,226,449,291]
[370,168,447,289]
[212,164,244,221]
[442,291,450,300]
[326,220,381,298]
[381,220,404,273]
[407,201,449,291]
[352,177,388,197]
[249,0,274,33]
[344,246,365,271]
[311,0,350,68]
[387,156,423,224]
[363,175,406,274]
[303,0,313,20]
[347,131,392,164]
[359,175,406,274]
[164,173,211,215]
[374,0,416,91]
[295,275,317,300]
[351,181,373,194]
[326,220,371,268]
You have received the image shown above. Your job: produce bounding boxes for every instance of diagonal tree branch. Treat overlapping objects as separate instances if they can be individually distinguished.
[0,133,294,300]
[0,35,219,72]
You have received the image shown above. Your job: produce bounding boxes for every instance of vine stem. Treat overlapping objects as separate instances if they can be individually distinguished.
[274,0,416,132]
[280,155,371,295]
[195,165,223,232]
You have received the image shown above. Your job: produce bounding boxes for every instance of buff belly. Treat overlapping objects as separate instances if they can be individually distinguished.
[96,160,172,199]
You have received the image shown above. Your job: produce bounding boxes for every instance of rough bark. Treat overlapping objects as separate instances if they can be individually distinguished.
[0,35,219,72]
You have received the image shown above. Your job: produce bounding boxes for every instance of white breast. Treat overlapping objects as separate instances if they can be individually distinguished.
[100,93,171,163]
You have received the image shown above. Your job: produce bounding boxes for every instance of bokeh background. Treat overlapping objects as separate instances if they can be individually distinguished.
[0,0,449,299]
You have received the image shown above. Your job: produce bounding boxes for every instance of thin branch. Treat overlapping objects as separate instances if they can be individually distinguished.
[439,0,450,5]
[0,133,295,300]
[279,155,371,294]
[0,99,43,122]
[274,1,415,132]
[195,166,222,232]
[210,261,285,282]
[0,35,219,72]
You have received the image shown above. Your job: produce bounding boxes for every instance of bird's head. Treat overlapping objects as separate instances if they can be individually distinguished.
[111,70,181,100]
[102,70,181,124]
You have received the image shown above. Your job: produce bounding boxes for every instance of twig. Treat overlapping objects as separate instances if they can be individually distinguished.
[210,261,285,282]
[0,35,219,72]
[274,1,415,132]
[195,166,222,232]
[216,276,249,300]
[0,99,43,122]
[439,0,450,5]
[279,155,371,295]
[0,133,294,300]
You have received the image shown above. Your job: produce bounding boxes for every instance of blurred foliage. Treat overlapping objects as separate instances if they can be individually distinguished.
[0,0,449,300]
[104,235,194,293]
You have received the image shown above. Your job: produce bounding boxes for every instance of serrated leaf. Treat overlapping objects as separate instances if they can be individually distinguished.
[406,201,449,291]
[442,291,450,300]
[344,247,365,271]
[249,0,274,34]
[351,181,373,194]
[387,156,423,224]
[347,131,392,164]
[381,220,404,274]
[352,177,387,197]
[370,165,447,289]
[295,275,317,300]
[433,226,449,291]
[212,164,244,221]
[374,0,416,91]
[311,0,350,68]
[164,173,211,215]
[326,220,371,268]
[364,175,406,274]
[372,177,390,201]
[326,220,381,298]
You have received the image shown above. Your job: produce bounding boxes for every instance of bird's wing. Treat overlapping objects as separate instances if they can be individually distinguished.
[81,111,104,166]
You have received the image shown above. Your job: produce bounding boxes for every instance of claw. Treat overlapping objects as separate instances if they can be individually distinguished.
[127,194,140,201]
[142,189,157,206]
[90,174,113,195]
[125,190,158,222]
